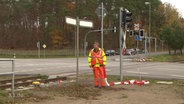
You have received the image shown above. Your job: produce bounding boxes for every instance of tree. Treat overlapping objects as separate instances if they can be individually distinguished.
[0,0,183,52]
[172,23,184,54]
[160,26,174,54]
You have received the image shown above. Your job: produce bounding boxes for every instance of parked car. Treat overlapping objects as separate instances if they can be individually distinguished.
[115,51,119,55]
[123,48,144,55]
[105,50,116,56]
[136,48,144,54]
[123,49,135,55]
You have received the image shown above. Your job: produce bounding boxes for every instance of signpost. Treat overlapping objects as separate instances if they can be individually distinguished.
[65,16,93,83]
[136,35,141,48]
[37,41,40,58]
[43,44,46,58]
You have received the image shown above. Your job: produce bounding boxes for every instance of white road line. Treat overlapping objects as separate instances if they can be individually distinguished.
[171,75,184,78]
[15,68,44,73]
[105,69,111,71]
[124,71,148,74]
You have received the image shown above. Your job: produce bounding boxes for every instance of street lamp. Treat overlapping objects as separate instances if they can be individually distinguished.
[145,1,151,53]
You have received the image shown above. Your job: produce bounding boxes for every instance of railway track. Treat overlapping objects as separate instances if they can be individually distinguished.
[0,75,67,90]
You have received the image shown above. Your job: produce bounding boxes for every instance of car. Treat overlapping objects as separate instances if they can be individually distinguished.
[105,50,116,56]
[123,48,144,55]
[136,48,144,54]
[115,51,119,55]
[123,48,136,55]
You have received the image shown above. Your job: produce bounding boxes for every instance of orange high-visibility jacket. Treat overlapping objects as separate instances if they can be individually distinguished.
[88,48,106,67]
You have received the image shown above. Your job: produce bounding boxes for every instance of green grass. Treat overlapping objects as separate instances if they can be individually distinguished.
[0,49,86,58]
[149,54,184,62]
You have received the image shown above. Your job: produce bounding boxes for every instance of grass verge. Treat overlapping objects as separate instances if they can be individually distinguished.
[149,54,184,62]
[0,49,86,58]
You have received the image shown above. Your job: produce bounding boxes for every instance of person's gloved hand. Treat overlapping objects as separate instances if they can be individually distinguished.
[90,65,94,71]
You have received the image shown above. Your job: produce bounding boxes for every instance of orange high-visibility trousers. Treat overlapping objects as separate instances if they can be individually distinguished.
[93,66,106,87]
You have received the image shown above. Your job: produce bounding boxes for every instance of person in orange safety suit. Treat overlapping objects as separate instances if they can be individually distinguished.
[88,42,107,88]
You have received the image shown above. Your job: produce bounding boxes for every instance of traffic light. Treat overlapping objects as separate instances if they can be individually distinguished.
[121,10,126,27]
[125,11,132,24]
[112,26,116,33]
[139,29,144,37]
[129,30,134,37]
[121,10,132,28]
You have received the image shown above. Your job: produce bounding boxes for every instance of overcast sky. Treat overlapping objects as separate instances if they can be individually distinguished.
[160,0,184,17]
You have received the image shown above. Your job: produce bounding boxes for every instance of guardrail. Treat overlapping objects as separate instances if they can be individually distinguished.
[0,59,15,97]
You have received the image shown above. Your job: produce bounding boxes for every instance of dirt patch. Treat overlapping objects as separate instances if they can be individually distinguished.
[1,75,184,104]
[24,84,184,104]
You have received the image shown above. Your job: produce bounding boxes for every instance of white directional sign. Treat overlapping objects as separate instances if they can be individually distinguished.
[65,17,76,26]
[65,16,93,83]
[65,17,93,28]
[79,20,93,28]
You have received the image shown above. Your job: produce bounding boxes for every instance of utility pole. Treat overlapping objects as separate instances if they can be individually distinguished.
[101,2,104,49]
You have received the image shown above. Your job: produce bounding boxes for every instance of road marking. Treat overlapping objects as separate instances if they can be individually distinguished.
[171,75,184,78]
[125,71,148,74]
[105,69,111,72]
[15,68,44,73]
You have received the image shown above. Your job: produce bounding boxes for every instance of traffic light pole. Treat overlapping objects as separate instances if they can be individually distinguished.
[84,28,116,56]
[76,17,79,84]
[119,7,123,81]
[84,29,101,56]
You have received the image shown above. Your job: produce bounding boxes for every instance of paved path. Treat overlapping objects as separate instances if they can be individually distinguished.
[0,56,184,79]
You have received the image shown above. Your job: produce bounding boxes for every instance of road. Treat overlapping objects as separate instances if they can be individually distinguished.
[0,55,184,79]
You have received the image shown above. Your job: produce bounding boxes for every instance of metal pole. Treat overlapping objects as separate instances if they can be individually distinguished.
[119,7,123,81]
[84,31,92,57]
[44,48,45,58]
[145,37,147,54]
[76,17,79,83]
[12,60,15,97]
[84,30,101,56]
[101,2,104,49]
[149,2,151,53]
[84,31,91,57]
[155,38,157,52]
[84,42,87,57]
[37,41,40,58]
[37,42,39,58]
[161,40,164,52]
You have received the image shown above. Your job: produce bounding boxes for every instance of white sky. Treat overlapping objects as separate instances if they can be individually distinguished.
[160,0,184,17]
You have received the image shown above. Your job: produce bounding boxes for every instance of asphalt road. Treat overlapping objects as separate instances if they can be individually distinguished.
[0,55,184,79]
